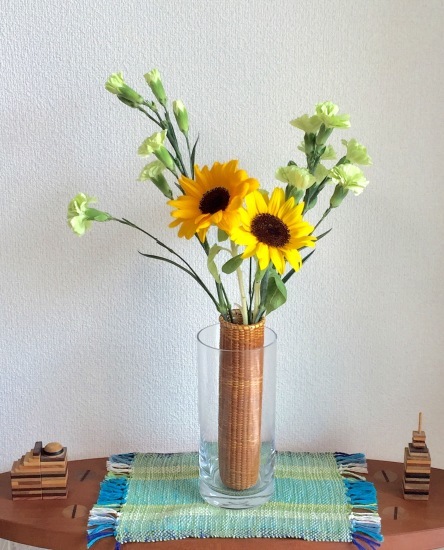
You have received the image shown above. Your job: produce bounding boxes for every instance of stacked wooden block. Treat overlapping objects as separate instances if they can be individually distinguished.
[403,414,431,500]
[11,441,68,500]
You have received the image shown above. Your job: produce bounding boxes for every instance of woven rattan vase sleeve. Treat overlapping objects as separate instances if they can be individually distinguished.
[218,312,265,490]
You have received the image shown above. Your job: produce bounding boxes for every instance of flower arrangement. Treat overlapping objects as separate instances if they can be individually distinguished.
[68,70,371,326]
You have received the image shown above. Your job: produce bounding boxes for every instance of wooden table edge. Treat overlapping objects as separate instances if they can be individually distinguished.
[1,457,444,550]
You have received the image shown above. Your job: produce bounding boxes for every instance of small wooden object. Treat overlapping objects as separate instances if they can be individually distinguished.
[403,412,431,500]
[10,442,68,500]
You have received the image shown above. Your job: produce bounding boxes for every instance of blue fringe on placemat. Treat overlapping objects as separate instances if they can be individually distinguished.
[87,451,382,549]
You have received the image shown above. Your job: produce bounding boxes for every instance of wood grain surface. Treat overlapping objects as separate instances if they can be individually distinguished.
[1,458,444,550]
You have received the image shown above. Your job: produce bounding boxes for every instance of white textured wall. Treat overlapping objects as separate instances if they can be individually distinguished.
[1,0,444,493]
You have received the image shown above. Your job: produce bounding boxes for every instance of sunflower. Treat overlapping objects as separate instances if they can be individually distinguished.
[230,188,316,274]
[168,160,259,242]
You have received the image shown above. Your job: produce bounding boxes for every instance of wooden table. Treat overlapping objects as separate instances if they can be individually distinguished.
[1,458,444,550]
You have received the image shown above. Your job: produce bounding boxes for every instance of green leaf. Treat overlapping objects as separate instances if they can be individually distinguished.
[301,249,316,264]
[139,252,220,311]
[190,135,199,178]
[264,270,287,315]
[222,254,243,274]
[254,266,268,283]
[150,175,173,199]
[316,227,332,241]
[217,228,229,242]
[207,244,223,283]
[281,249,317,284]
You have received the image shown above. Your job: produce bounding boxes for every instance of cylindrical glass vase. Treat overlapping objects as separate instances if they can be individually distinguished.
[197,320,277,509]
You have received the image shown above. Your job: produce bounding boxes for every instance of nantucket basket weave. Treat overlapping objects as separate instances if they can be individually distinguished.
[218,311,265,490]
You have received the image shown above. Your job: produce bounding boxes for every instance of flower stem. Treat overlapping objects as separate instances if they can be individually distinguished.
[113,217,220,312]
[252,280,261,321]
[248,257,253,322]
[137,106,164,128]
[314,206,332,231]
[216,283,229,321]
[163,107,188,177]
[231,241,248,325]
[195,235,231,321]
[185,134,193,178]
[221,284,233,323]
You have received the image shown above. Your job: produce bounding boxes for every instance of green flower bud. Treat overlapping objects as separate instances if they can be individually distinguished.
[145,100,158,112]
[330,185,349,208]
[154,145,175,172]
[105,72,126,95]
[173,100,189,134]
[138,131,176,172]
[316,124,333,146]
[144,69,167,106]
[303,133,316,154]
[105,73,144,107]
[138,160,173,199]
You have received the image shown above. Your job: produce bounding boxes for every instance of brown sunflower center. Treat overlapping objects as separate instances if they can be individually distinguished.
[251,213,290,247]
[199,187,230,214]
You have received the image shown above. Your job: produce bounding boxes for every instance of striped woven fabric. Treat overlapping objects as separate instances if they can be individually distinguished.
[87,452,383,549]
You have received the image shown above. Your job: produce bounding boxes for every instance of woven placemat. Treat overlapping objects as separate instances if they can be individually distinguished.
[87,452,382,549]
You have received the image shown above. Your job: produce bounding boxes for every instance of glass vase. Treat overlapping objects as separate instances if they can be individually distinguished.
[197,316,277,509]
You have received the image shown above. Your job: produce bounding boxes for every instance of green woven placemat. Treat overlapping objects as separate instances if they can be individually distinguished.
[87,452,382,549]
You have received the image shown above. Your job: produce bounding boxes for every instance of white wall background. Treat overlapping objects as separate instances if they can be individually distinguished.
[1,0,444,499]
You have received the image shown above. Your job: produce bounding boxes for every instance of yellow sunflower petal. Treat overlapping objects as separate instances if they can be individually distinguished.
[253,191,268,214]
[256,242,270,270]
[245,193,259,218]
[197,227,208,242]
[240,234,258,249]
[278,197,296,219]
[268,188,285,216]
[239,207,252,229]
[270,247,286,274]
[219,211,240,232]
[245,177,260,193]
[194,213,212,228]
[231,227,254,245]
[285,249,303,272]
[180,176,202,198]
[229,196,243,210]
[178,220,197,239]
[212,211,223,224]
[196,165,211,187]
[241,241,259,259]
[226,159,238,173]
[294,201,305,217]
